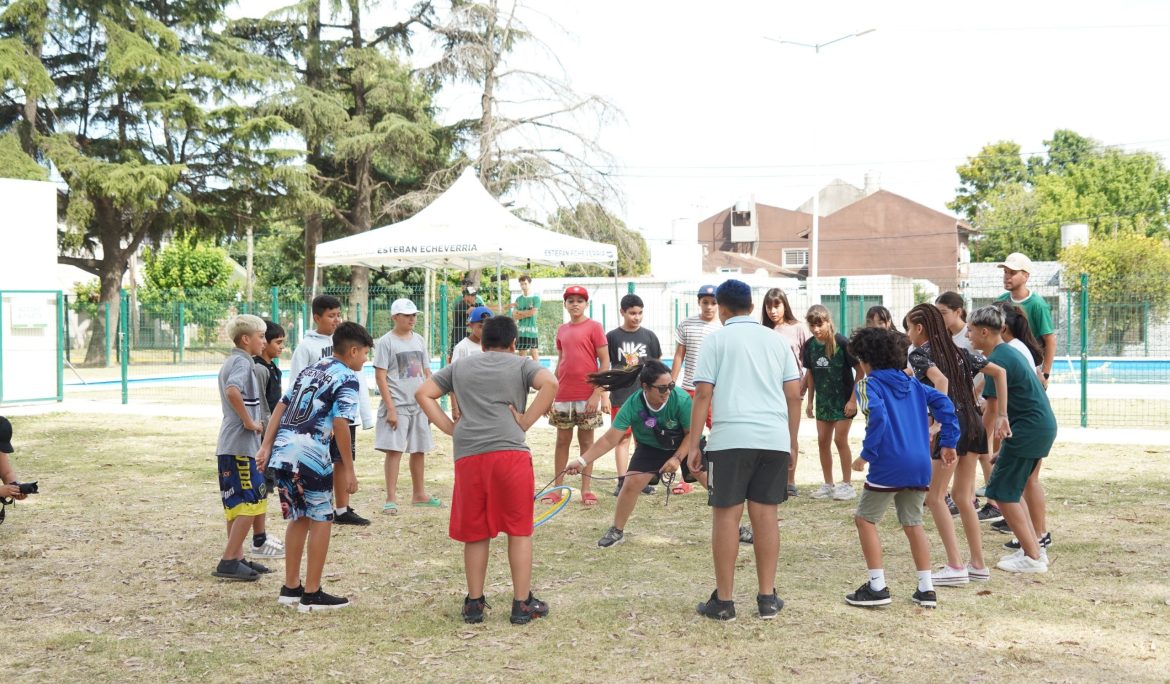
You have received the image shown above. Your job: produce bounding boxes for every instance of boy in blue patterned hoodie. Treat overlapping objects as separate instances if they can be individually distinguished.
[844,327,959,610]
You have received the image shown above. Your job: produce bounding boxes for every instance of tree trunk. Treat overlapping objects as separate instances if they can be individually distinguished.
[82,241,128,367]
[303,0,324,292]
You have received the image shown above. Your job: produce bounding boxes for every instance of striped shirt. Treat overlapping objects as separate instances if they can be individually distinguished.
[674,315,721,390]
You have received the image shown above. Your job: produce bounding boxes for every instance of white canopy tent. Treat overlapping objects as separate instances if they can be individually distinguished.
[315,168,620,347]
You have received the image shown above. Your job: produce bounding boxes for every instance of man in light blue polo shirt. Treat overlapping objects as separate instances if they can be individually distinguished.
[686,279,801,621]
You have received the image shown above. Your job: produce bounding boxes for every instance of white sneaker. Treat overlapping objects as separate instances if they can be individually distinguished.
[965,563,991,582]
[832,483,856,500]
[996,553,1048,574]
[810,483,835,499]
[248,538,286,560]
[1000,547,1048,565]
[931,564,970,586]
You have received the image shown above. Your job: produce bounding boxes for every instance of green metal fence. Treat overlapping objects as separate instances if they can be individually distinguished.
[40,272,1170,429]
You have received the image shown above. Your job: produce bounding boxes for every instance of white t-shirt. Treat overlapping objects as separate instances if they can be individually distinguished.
[451,336,484,363]
[1007,338,1037,369]
[952,326,975,353]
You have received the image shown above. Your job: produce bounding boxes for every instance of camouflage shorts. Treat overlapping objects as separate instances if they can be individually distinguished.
[548,400,604,430]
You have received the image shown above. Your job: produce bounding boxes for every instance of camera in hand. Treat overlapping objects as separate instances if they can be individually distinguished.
[17,481,37,495]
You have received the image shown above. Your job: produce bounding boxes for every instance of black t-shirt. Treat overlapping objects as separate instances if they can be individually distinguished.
[252,356,282,412]
[606,326,662,409]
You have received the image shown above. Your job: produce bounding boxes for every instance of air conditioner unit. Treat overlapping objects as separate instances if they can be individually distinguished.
[729,197,758,243]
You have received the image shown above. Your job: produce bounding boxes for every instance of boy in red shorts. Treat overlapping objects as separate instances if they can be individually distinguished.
[416,316,558,624]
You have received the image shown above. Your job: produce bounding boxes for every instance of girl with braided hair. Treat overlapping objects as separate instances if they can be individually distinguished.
[905,304,1011,586]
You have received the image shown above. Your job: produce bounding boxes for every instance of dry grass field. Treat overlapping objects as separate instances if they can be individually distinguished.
[3,413,1169,682]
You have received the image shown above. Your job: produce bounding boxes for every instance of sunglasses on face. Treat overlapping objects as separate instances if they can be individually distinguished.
[648,382,675,394]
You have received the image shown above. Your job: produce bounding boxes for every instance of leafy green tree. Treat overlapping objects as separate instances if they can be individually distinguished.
[1061,234,1170,355]
[547,202,648,276]
[140,239,235,347]
[949,140,1029,224]
[0,0,300,365]
[0,129,45,180]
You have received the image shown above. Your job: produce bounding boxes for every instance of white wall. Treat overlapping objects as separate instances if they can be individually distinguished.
[0,179,60,402]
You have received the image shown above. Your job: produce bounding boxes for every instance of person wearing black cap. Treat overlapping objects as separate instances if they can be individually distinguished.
[450,286,484,358]
[0,417,29,502]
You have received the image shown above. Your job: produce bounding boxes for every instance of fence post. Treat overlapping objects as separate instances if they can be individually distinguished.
[439,283,449,367]
[601,303,606,330]
[64,294,72,365]
[356,302,362,328]
[674,299,679,330]
[589,301,594,320]
[838,278,847,333]
[104,301,111,368]
[627,281,635,294]
[56,291,65,402]
[271,286,280,329]
[178,302,186,364]
[1065,290,1073,356]
[120,290,130,405]
[1079,273,1088,428]
[1142,300,1149,356]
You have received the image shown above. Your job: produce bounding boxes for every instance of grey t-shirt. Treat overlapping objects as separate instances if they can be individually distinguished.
[217,348,261,455]
[430,352,544,460]
[374,330,429,413]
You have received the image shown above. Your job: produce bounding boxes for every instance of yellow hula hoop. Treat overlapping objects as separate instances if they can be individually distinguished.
[533,486,572,528]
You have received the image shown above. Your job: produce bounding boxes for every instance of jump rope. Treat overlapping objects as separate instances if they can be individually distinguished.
[533,467,679,528]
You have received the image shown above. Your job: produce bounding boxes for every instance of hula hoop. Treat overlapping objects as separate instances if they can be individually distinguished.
[533,486,572,529]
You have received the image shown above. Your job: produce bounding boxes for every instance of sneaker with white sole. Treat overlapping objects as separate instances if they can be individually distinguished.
[912,589,938,608]
[810,483,835,500]
[845,581,891,607]
[248,538,286,560]
[977,503,1004,524]
[931,565,970,586]
[831,483,856,500]
[990,518,1011,534]
[597,526,625,548]
[298,589,351,612]
[278,584,304,607]
[1004,531,1052,551]
[965,563,991,582]
[996,553,1048,574]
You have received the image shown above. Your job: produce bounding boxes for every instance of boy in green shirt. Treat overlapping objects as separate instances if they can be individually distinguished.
[511,275,541,361]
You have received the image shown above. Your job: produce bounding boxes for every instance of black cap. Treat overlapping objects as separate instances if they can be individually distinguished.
[0,416,12,453]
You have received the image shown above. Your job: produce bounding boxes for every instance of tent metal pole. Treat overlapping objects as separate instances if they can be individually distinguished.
[612,257,619,318]
[496,250,503,311]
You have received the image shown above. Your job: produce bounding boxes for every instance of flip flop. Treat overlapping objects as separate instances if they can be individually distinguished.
[412,496,444,508]
[539,491,563,505]
[671,481,694,495]
[382,502,399,515]
[581,492,598,507]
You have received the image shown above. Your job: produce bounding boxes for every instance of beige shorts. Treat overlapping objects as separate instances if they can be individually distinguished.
[548,400,604,430]
[855,488,925,527]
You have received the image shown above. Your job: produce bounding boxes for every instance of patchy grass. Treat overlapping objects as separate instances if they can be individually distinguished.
[4,413,1169,682]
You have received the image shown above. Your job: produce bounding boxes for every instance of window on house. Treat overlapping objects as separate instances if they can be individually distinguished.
[783,249,809,268]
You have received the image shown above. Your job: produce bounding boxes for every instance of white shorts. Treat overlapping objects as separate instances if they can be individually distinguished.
[374,404,434,454]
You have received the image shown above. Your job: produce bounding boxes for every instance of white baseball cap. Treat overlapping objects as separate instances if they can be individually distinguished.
[997,252,1033,273]
[390,298,419,315]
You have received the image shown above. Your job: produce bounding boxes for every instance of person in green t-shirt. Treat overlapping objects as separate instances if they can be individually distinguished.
[510,274,541,362]
[564,359,699,549]
[996,252,1055,389]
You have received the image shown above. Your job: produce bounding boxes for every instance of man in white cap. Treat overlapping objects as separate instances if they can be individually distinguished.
[996,252,1055,389]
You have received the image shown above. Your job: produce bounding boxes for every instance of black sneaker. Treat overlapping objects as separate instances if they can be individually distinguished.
[510,592,549,625]
[845,581,891,607]
[641,484,656,495]
[278,584,304,607]
[757,590,784,619]
[462,595,489,624]
[786,483,798,497]
[912,589,937,608]
[612,480,622,497]
[1004,531,1052,550]
[696,590,736,621]
[978,503,1004,523]
[241,558,272,574]
[739,525,754,545]
[597,526,625,548]
[334,507,371,526]
[298,589,350,613]
[990,518,1012,534]
[946,493,960,517]
[211,558,260,582]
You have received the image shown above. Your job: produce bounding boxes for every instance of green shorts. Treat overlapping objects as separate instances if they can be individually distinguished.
[984,454,1042,504]
[855,488,926,527]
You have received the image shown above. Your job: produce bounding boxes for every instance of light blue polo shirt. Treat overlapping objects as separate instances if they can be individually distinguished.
[693,315,801,452]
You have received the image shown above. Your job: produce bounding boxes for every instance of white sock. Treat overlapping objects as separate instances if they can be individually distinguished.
[868,569,886,592]
[334,506,348,516]
[917,570,933,592]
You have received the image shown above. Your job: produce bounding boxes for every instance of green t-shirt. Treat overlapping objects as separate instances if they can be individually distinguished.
[515,294,540,338]
[997,291,1054,337]
[612,387,692,448]
[982,343,1057,459]
[803,334,857,421]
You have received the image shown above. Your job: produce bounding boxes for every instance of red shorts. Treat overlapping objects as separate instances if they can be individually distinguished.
[449,450,535,543]
[611,405,631,435]
[685,388,713,429]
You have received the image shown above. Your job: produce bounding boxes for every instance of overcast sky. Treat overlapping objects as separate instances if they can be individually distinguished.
[236,0,1170,240]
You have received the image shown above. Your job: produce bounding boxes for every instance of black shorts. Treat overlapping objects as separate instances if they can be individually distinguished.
[932,422,989,459]
[329,424,358,464]
[706,448,790,507]
[516,335,539,351]
[628,441,702,482]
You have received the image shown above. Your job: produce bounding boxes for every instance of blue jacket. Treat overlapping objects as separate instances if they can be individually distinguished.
[855,369,959,488]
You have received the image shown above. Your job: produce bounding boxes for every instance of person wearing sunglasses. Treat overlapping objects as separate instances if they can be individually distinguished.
[565,360,701,549]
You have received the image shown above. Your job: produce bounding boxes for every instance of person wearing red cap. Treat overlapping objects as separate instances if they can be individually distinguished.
[545,285,610,506]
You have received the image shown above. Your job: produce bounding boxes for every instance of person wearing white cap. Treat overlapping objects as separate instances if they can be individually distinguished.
[996,253,1055,389]
[374,298,440,514]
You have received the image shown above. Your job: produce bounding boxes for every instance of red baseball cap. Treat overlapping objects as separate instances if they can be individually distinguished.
[563,285,589,301]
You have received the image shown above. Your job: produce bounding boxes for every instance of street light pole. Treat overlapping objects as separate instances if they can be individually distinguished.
[765,29,875,306]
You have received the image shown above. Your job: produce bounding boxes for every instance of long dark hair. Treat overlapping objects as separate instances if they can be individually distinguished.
[935,291,967,323]
[588,359,671,392]
[906,303,978,422]
[761,288,798,328]
[991,301,1044,366]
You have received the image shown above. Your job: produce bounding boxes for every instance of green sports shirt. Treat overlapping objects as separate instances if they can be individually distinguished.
[515,294,540,338]
[997,291,1054,338]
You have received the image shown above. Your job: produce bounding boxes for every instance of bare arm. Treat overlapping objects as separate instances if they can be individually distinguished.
[0,452,23,499]
[671,344,685,382]
[784,377,801,459]
[375,366,399,428]
[333,416,357,493]
[513,368,558,430]
[981,363,1012,441]
[255,400,288,471]
[591,345,611,414]
[685,383,714,472]
[566,427,625,473]
[925,366,949,397]
[417,378,455,436]
[1041,333,1056,388]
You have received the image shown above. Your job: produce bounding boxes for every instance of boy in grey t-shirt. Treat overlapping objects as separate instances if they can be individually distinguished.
[417,316,558,625]
[374,298,437,513]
